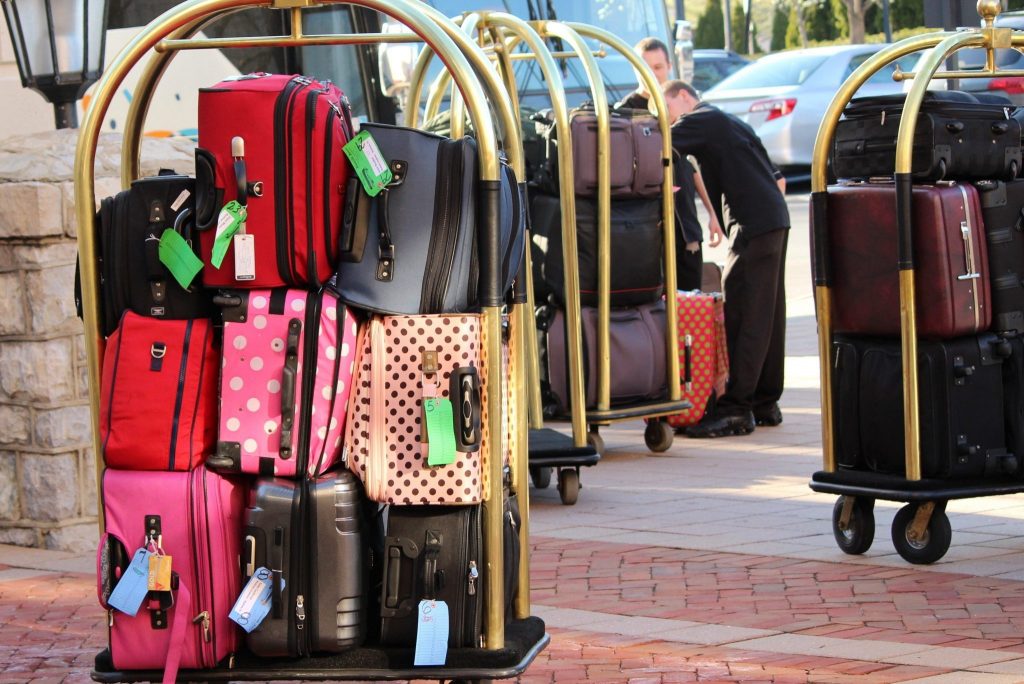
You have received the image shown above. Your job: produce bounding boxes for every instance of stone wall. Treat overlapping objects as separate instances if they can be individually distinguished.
[0,130,194,552]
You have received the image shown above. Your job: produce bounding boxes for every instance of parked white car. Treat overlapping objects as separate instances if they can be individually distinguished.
[702,44,918,172]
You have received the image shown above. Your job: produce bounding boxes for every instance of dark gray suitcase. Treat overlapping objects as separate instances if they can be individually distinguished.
[335,123,524,315]
[832,334,1017,479]
[379,505,482,648]
[545,301,667,413]
[242,470,366,657]
[976,180,1024,333]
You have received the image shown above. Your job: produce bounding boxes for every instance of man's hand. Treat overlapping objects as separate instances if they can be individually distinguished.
[708,214,724,248]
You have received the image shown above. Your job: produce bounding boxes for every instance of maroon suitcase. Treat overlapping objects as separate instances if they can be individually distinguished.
[827,181,991,339]
[195,73,354,289]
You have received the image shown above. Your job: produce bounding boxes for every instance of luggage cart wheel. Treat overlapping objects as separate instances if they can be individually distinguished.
[644,420,675,453]
[831,496,875,555]
[891,501,951,565]
[530,465,552,490]
[586,430,605,456]
[557,468,580,505]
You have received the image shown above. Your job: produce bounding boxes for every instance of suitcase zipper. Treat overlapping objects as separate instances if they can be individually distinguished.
[466,506,482,647]
[323,105,338,270]
[421,139,465,312]
[305,86,328,288]
[312,298,346,474]
[289,478,309,656]
[167,320,194,470]
[367,318,387,501]
[295,291,321,478]
[274,77,310,285]
[187,468,214,666]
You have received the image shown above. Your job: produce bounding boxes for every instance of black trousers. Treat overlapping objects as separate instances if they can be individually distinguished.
[716,227,788,416]
[674,237,703,292]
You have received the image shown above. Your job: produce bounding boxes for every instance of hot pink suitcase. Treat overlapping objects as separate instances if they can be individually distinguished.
[97,467,244,682]
[210,288,358,478]
[343,314,490,505]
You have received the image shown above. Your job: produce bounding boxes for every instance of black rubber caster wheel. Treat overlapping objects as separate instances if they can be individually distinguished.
[557,468,580,505]
[831,496,875,555]
[529,465,552,490]
[891,502,952,565]
[644,420,675,453]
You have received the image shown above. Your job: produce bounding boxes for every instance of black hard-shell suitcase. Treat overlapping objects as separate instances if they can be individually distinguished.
[335,123,525,315]
[832,334,1017,479]
[242,470,368,657]
[975,180,1024,333]
[79,173,215,337]
[379,505,482,648]
[544,196,664,307]
[832,91,1021,181]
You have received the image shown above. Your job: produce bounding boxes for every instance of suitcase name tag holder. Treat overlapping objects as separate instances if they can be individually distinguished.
[421,350,457,467]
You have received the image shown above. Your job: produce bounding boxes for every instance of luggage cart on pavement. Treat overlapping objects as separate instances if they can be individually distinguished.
[76,0,547,679]
[809,0,1024,565]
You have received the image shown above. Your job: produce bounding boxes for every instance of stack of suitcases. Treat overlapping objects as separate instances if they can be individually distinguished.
[827,90,1024,480]
[530,103,671,413]
[92,72,525,681]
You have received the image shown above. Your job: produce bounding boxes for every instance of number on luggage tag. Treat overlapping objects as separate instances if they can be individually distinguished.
[424,398,457,467]
[107,548,153,616]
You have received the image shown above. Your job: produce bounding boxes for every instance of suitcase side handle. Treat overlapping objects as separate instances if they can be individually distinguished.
[381,536,419,618]
[279,318,302,461]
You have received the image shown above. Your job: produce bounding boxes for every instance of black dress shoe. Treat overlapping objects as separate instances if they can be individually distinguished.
[685,412,755,438]
[753,403,783,427]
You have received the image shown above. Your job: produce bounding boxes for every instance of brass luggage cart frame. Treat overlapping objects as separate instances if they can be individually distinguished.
[74,0,547,679]
[809,0,1024,565]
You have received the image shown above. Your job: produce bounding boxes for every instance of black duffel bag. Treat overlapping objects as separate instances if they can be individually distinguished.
[76,172,215,337]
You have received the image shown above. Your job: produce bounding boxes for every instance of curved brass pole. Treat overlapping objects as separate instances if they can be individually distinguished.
[808,32,950,474]
[447,13,480,140]
[567,22,681,405]
[894,31,983,481]
[76,0,504,648]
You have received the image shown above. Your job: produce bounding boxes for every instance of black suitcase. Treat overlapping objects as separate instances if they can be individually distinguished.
[832,334,1017,479]
[380,505,482,648]
[242,470,369,657]
[543,196,664,307]
[975,180,1024,333]
[78,172,215,337]
[831,91,1021,182]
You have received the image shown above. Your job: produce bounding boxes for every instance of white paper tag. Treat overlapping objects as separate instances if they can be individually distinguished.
[234,233,256,281]
[413,599,449,666]
[170,189,191,213]
[360,134,390,178]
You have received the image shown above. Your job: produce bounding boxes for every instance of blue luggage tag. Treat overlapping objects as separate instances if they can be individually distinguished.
[413,599,449,666]
[229,567,279,633]
[108,548,153,617]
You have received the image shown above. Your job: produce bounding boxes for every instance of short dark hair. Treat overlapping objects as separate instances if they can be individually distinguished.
[663,79,700,101]
[635,37,670,62]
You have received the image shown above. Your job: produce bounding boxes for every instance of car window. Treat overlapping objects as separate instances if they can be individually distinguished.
[845,52,918,85]
[710,53,827,90]
[693,61,720,91]
[954,48,1023,69]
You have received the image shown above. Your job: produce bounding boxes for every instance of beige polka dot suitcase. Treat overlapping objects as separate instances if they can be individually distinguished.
[343,314,489,505]
[209,288,359,478]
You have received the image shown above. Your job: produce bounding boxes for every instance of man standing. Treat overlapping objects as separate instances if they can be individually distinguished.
[616,38,720,291]
[661,80,790,437]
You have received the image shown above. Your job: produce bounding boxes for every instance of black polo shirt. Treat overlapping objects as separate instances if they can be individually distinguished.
[669,102,790,238]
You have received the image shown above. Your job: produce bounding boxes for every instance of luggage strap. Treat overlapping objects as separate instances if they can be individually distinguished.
[160,572,190,684]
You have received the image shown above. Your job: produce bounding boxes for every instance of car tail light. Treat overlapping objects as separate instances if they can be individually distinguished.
[749,98,797,121]
[989,77,1024,94]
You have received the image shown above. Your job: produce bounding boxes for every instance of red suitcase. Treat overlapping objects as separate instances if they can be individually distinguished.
[196,73,354,289]
[100,313,219,471]
[649,291,728,429]
[827,181,991,339]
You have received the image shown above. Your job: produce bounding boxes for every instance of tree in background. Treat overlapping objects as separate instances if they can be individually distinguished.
[731,0,748,53]
[785,3,805,48]
[838,0,868,43]
[771,1,789,51]
[695,0,726,48]
[890,0,924,30]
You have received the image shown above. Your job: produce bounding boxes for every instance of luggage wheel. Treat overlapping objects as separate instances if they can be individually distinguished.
[891,500,951,565]
[557,467,580,506]
[831,496,875,555]
[529,465,552,490]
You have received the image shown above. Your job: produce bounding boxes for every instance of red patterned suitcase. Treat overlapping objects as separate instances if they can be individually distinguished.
[195,73,354,288]
[651,291,728,429]
[100,313,219,471]
[827,181,991,338]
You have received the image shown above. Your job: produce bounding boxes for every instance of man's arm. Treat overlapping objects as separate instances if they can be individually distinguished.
[691,163,723,247]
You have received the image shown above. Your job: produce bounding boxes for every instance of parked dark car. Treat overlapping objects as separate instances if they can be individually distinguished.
[692,49,750,93]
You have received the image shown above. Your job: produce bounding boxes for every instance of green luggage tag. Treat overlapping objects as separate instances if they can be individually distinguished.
[158,229,203,289]
[343,130,393,197]
[211,200,246,269]
[424,397,457,467]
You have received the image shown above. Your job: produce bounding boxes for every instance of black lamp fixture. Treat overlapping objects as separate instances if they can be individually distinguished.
[2,0,108,129]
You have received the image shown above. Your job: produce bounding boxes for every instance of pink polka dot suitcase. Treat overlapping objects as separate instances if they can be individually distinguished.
[343,314,491,505]
[209,288,359,478]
